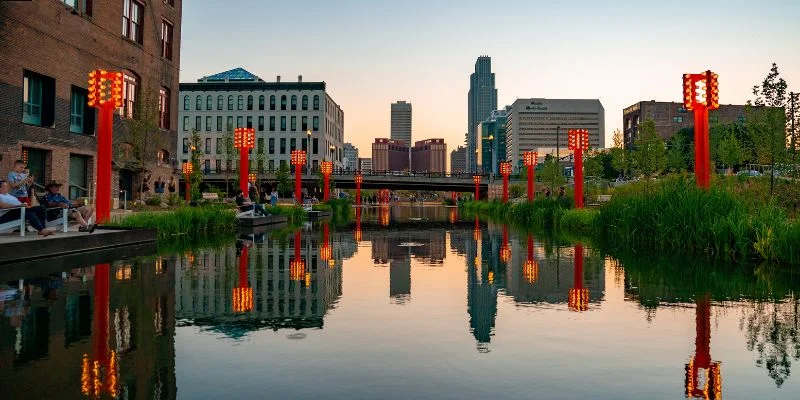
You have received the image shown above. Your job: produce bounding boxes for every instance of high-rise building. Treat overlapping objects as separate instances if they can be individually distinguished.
[371,138,408,172]
[505,98,605,168]
[410,139,447,173]
[0,1,182,204]
[359,157,372,173]
[343,142,359,172]
[178,70,345,173]
[476,108,509,174]
[390,101,412,144]
[467,56,497,173]
[450,146,467,174]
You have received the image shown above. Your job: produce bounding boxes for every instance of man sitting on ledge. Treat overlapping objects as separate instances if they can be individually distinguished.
[0,179,55,237]
[235,191,269,217]
[43,181,96,233]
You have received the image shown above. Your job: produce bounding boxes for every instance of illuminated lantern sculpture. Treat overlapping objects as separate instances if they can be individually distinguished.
[234,128,255,195]
[291,150,306,204]
[181,162,193,202]
[81,263,119,398]
[499,162,512,203]
[354,173,363,206]
[473,175,481,201]
[568,244,589,311]
[499,225,511,263]
[685,294,722,399]
[290,230,305,281]
[320,161,333,201]
[87,70,123,223]
[523,234,538,283]
[523,151,538,202]
[232,244,253,313]
[249,172,257,183]
[683,71,719,189]
[567,129,590,209]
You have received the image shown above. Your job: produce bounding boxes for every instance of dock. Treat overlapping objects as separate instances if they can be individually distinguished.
[237,214,289,228]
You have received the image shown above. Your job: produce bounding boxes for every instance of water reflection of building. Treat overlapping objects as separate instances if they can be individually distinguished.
[0,258,176,399]
[389,259,411,303]
[466,223,500,352]
[368,230,446,265]
[175,237,342,336]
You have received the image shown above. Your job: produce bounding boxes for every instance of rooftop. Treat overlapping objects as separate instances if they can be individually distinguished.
[199,67,262,83]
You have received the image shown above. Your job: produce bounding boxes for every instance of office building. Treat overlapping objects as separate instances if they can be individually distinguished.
[476,108,509,174]
[372,138,408,172]
[359,157,372,173]
[178,69,345,174]
[410,139,447,173]
[343,142,359,172]
[505,98,605,168]
[467,56,498,172]
[391,101,412,144]
[0,0,182,204]
[450,146,467,174]
[623,101,750,148]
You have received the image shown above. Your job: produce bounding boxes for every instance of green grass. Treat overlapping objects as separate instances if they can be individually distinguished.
[265,205,307,224]
[112,205,238,240]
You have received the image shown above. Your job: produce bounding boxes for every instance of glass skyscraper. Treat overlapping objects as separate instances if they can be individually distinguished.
[467,56,497,173]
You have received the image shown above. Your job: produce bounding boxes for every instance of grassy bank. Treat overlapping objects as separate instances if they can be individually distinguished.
[265,204,307,224]
[113,205,238,240]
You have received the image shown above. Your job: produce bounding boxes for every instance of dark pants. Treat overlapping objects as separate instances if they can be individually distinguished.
[0,206,46,231]
[239,204,268,216]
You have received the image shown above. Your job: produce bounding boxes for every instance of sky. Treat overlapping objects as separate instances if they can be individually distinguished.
[179,0,800,158]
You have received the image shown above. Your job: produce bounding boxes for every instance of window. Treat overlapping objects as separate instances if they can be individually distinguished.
[290,138,296,151]
[122,0,143,44]
[280,116,286,131]
[205,138,211,154]
[313,138,319,154]
[164,0,175,7]
[281,95,287,110]
[204,159,210,173]
[215,159,221,173]
[270,95,276,110]
[246,116,253,129]
[216,116,222,131]
[258,95,265,111]
[195,95,202,110]
[183,116,189,131]
[237,95,243,110]
[183,95,189,110]
[227,95,233,110]
[22,70,54,126]
[312,116,319,131]
[258,116,264,131]
[269,116,275,131]
[302,116,308,131]
[227,116,233,130]
[302,95,308,110]
[161,19,173,60]
[280,138,286,154]
[672,116,683,123]
[195,116,201,131]
[182,138,188,153]
[237,116,243,128]
[216,138,222,154]
[204,95,211,110]
[68,155,89,200]
[217,95,223,110]
[269,160,274,171]
[291,116,297,131]
[205,116,211,131]
[291,95,297,110]
[70,87,85,134]
[61,0,78,9]
[269,138,275,154]
[313,95,320,110]
[82,0,92,16]
[247,95,253,110]
[122,73,137,118]
[158,87,170,129]
[257,138,264,153]
[302,138,307,152]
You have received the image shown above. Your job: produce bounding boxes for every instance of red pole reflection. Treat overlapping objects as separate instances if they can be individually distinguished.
[82,263,118,397]
[233,244,253,313]
[354,208,362,242]
[500,225,511,264]
[524,234,538,283]
[568,244,588,311]
[685,293,722,399]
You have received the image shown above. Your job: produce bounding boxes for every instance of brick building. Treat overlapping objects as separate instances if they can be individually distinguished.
[622,101,748,148]
[372,138,408,172]
[0,0,181,204]
[450,146,466,174]
[411,139,447,173]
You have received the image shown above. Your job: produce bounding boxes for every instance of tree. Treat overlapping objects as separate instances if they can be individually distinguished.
[189,129,203,200]
[583,151,603,178]
[124,87,164,199]
[538,157,564,189]
[610,129,630,179]
[748,63,790,195]
[632,119,667,180]
[717,127,744,174]
[275,162,292,197]
[666,132,691,173]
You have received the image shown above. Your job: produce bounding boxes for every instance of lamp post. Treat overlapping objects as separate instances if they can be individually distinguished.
[568,129,590,209]
[683,70,719,189]
[354,173,363,206]
[291,150,306,205]
[87,69,123,223]
[523,151,538,202]
[499,161,511,203]
[320,161,333,201]
[181,162,193,202]
[234,128,255,195]
[473,175,481,201]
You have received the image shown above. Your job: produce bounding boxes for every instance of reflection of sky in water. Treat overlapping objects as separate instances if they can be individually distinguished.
[1,212,799,399]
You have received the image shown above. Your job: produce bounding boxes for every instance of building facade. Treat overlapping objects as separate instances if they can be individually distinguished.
[343,142,358,172]
[467,56,497,173]
[178,69,345,174]
[0,0,182,203]
[450,146,466,174]
[505,98,605,168]
[372,138,408,172]
[359,157,372,173]
[622,101,749,148]
[476,108,509,174]
[411,139,447,173]
[390,101,412,144]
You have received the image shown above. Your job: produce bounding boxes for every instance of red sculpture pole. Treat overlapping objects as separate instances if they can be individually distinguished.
[321,161,333,201]
[683,71,719,189]
[568,130,590,209]
[87,70,123,223]
[234,128,255,195]
[184,177,190,201]
[500,162,511,203]
[291,150,306,205]
[182,162,193,202]
[354,174,363,206]
[524,151,537,202]
[473,175,481,201]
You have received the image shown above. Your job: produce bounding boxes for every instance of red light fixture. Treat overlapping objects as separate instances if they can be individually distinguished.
[568,129,590,209]
[683,70,719,189]
[88,70,123,223]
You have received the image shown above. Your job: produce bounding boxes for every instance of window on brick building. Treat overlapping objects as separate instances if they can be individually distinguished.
[258,116,264,131]
[302,116,307,131]
[68,155,89,200]
[237,95,243,110]
[195,95,202,110]
[291,116,296,131]
[281,95,287,110]
[164,0,174,7]
[269,138,275,154]
[182,116,188,131]
[291,95,297,110]
[183,95,189,110]
[205,116,211,131]
[122,0,144,44]
[313,95,319,110]
[270,95,276,110]
[227,95,233,110]
[217,95,223,110]
[22,70,54,127]
[158,87,170,130]
[280,138,286,154]
[195,116,201,131]
[182,138,188,153]
[70,86,95,135]
[280,116,286,131]
[237,116,243,128]
[290,138,296,151]
[216,116,222,131]
[61,0,78,9]
[205,138,211,154]
[216,138,222,154]
[227,116,233,131]
[161,19,173,60]
[205,95,212,110]
[121,72,138,118]
[302,95,308,110]
[313,138,318,154]
[258,95,265,111]
[312,116,319,131]
[247,95,253,111]
[157,149,169,165]
[246,116,252,129]
[83,0,93,16]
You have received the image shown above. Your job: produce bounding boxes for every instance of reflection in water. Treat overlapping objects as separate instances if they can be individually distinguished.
[685,294,722,400]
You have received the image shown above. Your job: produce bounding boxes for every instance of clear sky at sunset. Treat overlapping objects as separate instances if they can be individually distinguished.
[180,0,800,157]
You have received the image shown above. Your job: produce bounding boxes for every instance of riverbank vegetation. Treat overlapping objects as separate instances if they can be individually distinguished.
[113,205,238,239]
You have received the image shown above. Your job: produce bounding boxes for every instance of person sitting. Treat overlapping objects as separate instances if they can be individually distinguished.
[234,191,268,216]
[42,182,96,233]
[7,160,33,205]
[0,179,55,237]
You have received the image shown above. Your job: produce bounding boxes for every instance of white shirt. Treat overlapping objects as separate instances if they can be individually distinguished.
[0,193,22,206]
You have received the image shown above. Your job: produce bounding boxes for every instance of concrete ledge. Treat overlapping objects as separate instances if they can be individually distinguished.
[238,214,288,228]
[307,210,332,220]
[0,227,157,265]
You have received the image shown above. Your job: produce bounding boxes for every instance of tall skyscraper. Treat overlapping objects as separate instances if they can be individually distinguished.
[468,56,498,172]
[391,101,412,144]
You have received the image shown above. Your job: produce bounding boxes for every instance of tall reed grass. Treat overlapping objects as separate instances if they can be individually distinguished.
[113,205,238,239]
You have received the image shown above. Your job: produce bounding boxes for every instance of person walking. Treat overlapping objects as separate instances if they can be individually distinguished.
[270,189,278,207]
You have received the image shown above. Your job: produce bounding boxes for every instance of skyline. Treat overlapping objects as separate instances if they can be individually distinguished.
[180,0,800,156]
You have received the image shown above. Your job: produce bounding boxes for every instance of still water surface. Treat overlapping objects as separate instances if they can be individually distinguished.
[2,206,799,399]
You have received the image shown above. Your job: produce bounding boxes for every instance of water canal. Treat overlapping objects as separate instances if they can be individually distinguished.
[1,205,799,399]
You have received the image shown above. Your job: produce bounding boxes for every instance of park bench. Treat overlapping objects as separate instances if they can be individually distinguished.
[0,206,26,236]
[35,195,72,233]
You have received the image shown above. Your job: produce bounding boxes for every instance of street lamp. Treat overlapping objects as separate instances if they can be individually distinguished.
[291,150,306,205]
[683,70,719,189]
[234,128,255,195]
[320,161,333,201]
[523,151,538,202]
[568,129,590,209]
[499,161,512,203]
[87,69,123,223]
